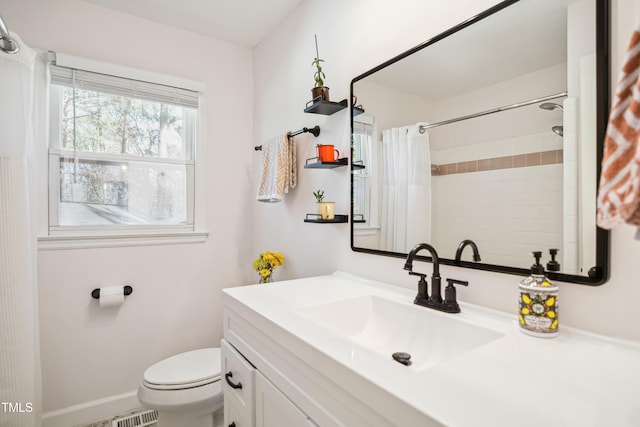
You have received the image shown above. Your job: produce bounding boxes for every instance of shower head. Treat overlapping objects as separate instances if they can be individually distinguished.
[539,102,564,112]
[540,101,564,137]
[552,125,564,137]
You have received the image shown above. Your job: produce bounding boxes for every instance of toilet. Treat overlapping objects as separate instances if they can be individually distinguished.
[137,348,223,427]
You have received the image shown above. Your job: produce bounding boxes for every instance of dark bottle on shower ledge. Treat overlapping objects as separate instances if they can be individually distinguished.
[518,251,559,338]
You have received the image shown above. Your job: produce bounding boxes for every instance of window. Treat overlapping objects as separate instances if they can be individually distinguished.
[352,117,377,228]
[47,61,202,244]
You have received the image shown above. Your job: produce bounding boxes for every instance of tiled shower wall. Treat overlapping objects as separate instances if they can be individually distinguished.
[431,132,564,269]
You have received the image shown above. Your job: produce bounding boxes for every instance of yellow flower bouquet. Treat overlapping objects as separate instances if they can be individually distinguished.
[253,251,285,283]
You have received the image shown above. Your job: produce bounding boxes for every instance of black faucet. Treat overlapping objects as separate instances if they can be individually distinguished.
[454,239,481,264]
[404,243,467,313]
[404,243,442,306]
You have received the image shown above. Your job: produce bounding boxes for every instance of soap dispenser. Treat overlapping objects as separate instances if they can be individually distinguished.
[518,251,559,337]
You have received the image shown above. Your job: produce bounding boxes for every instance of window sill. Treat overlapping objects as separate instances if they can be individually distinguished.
[354,225,380,236]
[38,231,209,251]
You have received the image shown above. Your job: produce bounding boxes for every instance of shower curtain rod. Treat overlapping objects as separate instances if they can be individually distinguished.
[254,125,320,150]
[418,92,567,134]
[0,15,19,54]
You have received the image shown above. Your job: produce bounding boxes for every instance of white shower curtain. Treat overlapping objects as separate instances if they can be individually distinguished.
[380,124,432,252]
[0,34,41,427]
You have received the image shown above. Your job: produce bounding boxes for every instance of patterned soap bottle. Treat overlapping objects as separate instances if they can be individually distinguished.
[518,251,559,338]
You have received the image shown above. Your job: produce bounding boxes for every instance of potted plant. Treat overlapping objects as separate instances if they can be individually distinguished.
[313,190,335,220]
[311,35,330,102]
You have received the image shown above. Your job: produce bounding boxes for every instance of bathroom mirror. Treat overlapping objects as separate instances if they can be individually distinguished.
[350,0,610,285]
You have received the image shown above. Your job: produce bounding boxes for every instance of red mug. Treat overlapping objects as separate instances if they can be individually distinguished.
[317,145,339,162]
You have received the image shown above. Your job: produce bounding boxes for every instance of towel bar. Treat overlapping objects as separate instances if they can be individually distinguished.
[254,126,320,150]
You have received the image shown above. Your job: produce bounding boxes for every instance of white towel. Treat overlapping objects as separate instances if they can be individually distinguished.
[597,19,640,228]
[256,132,297,202]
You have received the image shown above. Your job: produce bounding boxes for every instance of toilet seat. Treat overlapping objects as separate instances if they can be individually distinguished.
[142,348,221,390]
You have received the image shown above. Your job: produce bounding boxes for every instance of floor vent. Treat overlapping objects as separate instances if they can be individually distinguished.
[111,409,158,427]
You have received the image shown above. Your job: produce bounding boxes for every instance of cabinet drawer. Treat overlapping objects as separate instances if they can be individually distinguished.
[221,339,256,418]
[225,396,251,427]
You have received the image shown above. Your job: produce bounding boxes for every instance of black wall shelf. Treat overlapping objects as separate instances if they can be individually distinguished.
[304,99,348,115]
[302,96,349,223]
[353,214,366,223]
[304,157,349,169]
[352,160,365,170]
[304,214,349,223]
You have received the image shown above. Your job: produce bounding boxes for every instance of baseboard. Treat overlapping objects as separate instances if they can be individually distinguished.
[42,390,142,427]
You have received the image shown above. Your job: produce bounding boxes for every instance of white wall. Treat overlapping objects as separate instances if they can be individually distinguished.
[0,0,256,415]
[354,80,435,135]
[252,0,501,278]
[254,0,640,343]
[431,63,567,150]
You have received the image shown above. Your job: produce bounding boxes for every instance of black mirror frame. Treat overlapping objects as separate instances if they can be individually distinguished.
[350,0,611,285]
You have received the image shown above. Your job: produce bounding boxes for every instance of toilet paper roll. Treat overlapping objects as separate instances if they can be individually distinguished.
[98,285,125,308]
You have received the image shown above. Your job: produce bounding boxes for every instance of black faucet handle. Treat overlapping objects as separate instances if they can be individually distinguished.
[411,272,429,305]
[443,278,468,313]
[446,278,468,287]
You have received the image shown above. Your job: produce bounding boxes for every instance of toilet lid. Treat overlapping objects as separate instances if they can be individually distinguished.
[143,348,221,389]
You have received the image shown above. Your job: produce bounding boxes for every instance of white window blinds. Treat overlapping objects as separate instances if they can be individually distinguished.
[50,64,199,109]
[353,121,374,136]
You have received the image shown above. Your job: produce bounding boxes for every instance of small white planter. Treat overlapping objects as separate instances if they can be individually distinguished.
[317,202,335,220]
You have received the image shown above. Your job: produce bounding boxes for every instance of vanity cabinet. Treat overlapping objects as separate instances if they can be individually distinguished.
[225,400,250,427]
[222,297,420,427]
[255,370,318,427]
[222,338,317,427]
[223,273,640,427]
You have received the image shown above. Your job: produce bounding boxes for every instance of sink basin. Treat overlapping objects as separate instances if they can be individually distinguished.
[294,295,504,371]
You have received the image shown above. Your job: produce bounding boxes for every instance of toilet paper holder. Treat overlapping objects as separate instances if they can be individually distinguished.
[91,285,133,299]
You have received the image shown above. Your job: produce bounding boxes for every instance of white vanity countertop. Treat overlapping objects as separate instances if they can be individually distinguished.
[223,272,640,427]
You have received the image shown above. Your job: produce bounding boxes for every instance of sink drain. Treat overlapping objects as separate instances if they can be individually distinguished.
[392,352,411,366]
